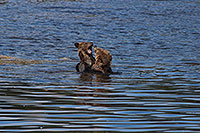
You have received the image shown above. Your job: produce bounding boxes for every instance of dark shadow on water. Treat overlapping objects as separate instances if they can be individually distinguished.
[79,73,93,82]
[79,72,112,83]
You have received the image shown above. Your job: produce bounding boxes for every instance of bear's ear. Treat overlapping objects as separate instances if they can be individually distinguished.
[74,42,79,48]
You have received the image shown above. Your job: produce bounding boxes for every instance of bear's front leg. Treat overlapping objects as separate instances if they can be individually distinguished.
[76,62,86,72]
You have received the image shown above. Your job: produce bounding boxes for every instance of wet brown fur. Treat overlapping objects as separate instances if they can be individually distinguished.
[92,46,112,73]
[74,42,95,72]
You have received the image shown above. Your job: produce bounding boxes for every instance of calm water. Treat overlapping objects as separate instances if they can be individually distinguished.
[0,0,200,132]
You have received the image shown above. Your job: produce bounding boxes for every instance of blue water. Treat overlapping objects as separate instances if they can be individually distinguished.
[0,0,200,132]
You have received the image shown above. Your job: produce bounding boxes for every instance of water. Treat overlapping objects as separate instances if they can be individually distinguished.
[0,0,200,132]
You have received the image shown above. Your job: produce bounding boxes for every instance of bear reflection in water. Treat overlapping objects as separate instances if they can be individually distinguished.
[79,72,111,83]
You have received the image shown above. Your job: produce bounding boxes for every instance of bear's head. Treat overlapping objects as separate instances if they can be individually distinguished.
[74,42,93,55]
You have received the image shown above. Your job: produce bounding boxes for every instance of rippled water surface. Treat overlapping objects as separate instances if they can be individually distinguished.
[0,0,200,132]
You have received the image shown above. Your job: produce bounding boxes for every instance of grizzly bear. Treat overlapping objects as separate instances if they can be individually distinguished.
[74,42,95,72]
[92,46,112,74]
